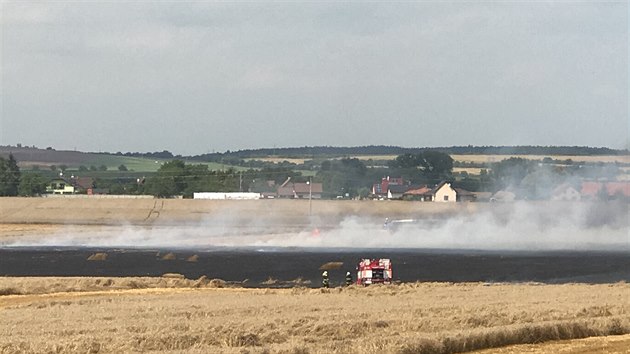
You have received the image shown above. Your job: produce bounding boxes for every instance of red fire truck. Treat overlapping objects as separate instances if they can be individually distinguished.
[356,258,392,285]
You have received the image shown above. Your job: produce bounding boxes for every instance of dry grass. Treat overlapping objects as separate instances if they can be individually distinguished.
[0,278,628,353]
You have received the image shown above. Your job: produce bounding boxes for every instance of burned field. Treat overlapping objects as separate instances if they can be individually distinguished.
[1,247,629,286]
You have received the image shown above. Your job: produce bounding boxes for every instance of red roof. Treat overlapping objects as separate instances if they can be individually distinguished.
[403,186,432,195]
[581,182,600,197]
[606,182,630,197]
[581,182,630,197]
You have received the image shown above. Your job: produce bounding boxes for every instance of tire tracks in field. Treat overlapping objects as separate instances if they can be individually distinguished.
[144,200,164,223]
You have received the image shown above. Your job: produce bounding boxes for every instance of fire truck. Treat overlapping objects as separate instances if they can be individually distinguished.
[356,258,392,285]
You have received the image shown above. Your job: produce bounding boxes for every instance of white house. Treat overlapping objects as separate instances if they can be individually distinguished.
[433,181,457,202]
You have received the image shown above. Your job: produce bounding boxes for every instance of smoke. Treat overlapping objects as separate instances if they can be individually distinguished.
[4,201,628,252]
[253,201,629,251]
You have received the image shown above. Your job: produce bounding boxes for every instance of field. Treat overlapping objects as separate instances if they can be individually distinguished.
[0,278,628,353]
[247,154,630,166]
[1,197,629,353]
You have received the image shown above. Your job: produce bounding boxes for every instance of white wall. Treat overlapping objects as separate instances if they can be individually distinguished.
[193,192,261,200]
[434,183,457,202]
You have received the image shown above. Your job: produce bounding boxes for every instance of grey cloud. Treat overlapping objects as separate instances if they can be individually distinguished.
[1,2,627,154]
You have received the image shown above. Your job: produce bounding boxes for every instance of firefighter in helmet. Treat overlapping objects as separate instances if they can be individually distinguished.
[345,271,353,286]
[322,271,329,288]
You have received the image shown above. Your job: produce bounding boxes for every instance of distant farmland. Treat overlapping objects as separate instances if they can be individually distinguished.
[2,146,627,175]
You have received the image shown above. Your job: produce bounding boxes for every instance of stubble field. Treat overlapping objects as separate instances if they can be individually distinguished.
[0,278,629,354]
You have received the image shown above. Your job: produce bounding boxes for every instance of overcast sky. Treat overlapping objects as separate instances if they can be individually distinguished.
[1,2,627,155]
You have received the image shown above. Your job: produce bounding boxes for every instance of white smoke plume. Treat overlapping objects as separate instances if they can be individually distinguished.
[4,201,628,251]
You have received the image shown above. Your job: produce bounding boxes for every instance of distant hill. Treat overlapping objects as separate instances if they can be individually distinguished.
[0,146,167,172]
[2,145,626,170]
[0,146,94,166]
[190,145,628,161]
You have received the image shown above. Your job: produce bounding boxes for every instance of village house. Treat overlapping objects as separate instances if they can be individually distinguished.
[402,186,433,201]
[401,181,474,202]
[432,181,457,202]
[387,184,415,199]
[46,176,96,195]
[581,181,630,200]
[46,178,75,194]
[372,176,405,199]
[277,182,323,199]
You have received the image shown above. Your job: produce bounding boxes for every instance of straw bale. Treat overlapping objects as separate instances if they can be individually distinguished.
[87,252,107,261]
[319,261,343,270]
[160,252,176,261]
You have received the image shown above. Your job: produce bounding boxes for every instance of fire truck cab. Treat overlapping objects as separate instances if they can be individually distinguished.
[356,258,392,285]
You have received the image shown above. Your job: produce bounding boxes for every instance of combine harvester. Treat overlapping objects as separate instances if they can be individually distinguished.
[356,258,393,285]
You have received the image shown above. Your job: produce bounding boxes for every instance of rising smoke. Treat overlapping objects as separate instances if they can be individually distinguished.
[4,201,628,252]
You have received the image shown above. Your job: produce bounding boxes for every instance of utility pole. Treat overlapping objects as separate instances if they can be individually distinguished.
[308,177,312,216]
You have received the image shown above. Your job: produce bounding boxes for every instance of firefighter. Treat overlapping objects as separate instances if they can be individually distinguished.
[345,271,353,286]
[322,271,329,288]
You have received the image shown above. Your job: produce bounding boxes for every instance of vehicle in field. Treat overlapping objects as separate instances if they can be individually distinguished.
[356,258,392,285]
[383,217,443,232]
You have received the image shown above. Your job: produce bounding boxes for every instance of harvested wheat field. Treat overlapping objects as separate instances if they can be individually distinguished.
[1,278,629,353]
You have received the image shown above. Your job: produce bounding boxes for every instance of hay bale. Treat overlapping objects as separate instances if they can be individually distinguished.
[319,261,343,271]
[87,253,107,261]
[162,273,185,279]
[186,254,199,262]
[160,252,176,261]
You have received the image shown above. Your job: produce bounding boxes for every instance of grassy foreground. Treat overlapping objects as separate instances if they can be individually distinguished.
[1,277,629,353]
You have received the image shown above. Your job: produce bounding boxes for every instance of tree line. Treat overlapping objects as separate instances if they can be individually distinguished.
[191,145,627,161]
[1,151,624,200]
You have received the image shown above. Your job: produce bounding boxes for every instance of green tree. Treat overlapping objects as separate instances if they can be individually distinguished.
[316,158,368,198]
[118,164,128,171]
[98,165,108,171]
[78,165,88,172]
[418,151,453,180]
[145,160,186,197]
[0,154,21,196]
[490,157,534,191]
[389,151,453,184]
[18,172,47,196]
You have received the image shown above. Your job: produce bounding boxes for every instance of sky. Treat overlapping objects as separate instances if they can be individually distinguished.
[1,1,628,155]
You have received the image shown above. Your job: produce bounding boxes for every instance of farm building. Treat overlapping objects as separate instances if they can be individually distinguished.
[193,192,261,200]
[277,182,323,199]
